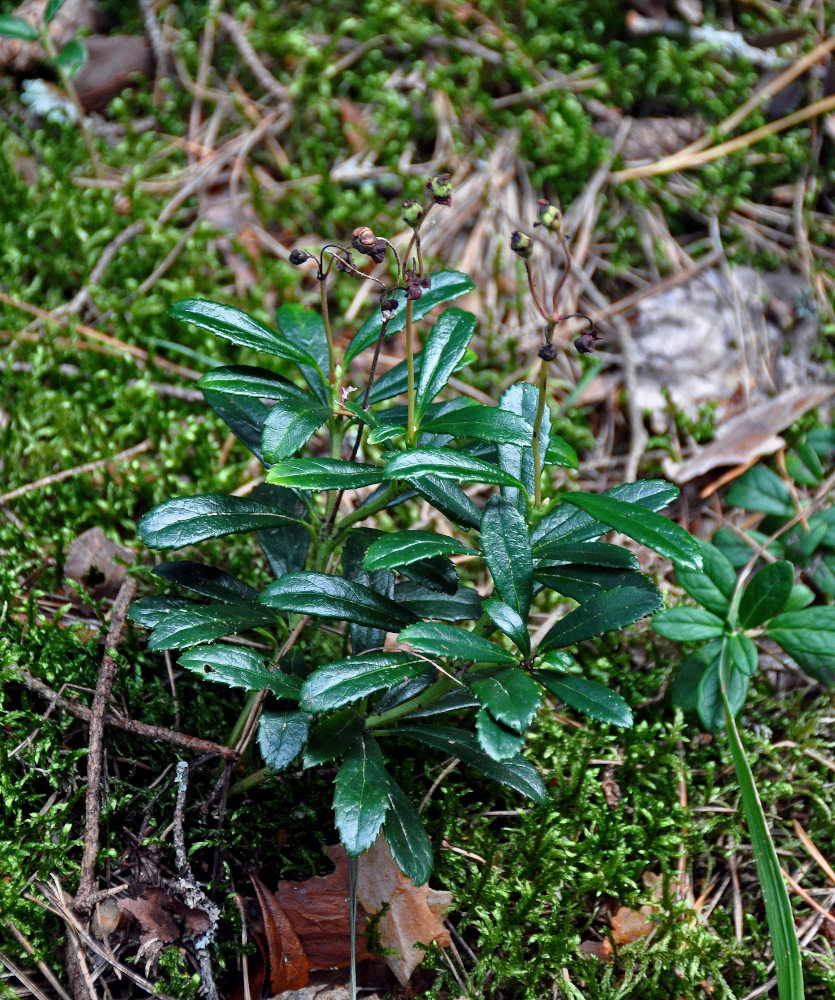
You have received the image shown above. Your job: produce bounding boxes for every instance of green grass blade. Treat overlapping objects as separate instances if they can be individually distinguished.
[721,680,803,999]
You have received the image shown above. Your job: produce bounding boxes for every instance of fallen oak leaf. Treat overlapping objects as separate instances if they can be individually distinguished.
[357,832,453,986]
[251,873,309,992]
[273,845,374,969]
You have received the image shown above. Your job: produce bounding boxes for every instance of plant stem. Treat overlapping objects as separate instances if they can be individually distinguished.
[552,231,572,314]
[531,359,549,508]
[406,299,416,443]
[41,30,103,178]
[524,261,550,322]
[320,278,337,388]
[365,674,454,730]
[329,481,401,549]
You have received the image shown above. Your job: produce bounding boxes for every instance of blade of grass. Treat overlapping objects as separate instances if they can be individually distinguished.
[720,641,803,1000]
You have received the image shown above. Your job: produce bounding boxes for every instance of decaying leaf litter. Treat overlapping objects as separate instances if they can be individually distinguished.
[2,1,835,998]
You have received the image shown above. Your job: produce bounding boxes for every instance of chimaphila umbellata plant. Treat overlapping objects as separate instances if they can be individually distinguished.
[130,176,712,985]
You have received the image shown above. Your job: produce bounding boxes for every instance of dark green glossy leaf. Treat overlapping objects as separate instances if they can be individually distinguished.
[533,480,679,549]
[412,475,482,530]
[146,603,275,651]
[399,622,517,664]
[783,583,815,612]
[300,653,435,712]
[469,666,540,732]
[199,365,312,403]
[178,644,301,698]
[420,404,532,446]
[346,271,475,363]
[261,399,330,462]
[497,382,547,515]
[675,538,736,617]
[396,725,546,804]
[562,492,701,569]
[259,709,312,770]
[372,672,436,715]
[0,15,39,40]
[385,448,524,492]
[726,465,795,518]
[334,735,389,855]
[170,299,319,368]
[785,441,823,486]
[697,653,749,731]
[128,595,195,628]
[783,520,827,562]
[399,554,459,595]
[738,560,793,628]
[481,496,532,619]
[415,308,477,418]
[259,488,310,579]
[303,709,364,767]
[341,529,394,656]
[670,647,716,714]
[260,572,417,630]
[401,688,480,719]
[368,349,475,405]
[535,565,656,604]
[383,778,433,885]
[155,561,258,604]
[54,38,85,74]
[535,670,633,727]
[45,0,65,22]
[652,606,726,641]
[394,581,483,620]
[202,389,269,461]
[533,541,639,568]
[544,434,579,469]
[276,303,330,403]
[265,457,382,490]
[539,585,663,651]
[766,608,835,685]
[475,710,525,760]
[482,598,530,656]
[362,530,471,571]
[138,494,306,549]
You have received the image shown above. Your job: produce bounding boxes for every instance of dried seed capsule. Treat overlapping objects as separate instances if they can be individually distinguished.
[538,342,558,362]
[574,329,601,354]
[351,227,387,263]
[401,199,425,227]
[289,248,311,265]
[535,199,562,232]
[510,230,534,260]
[426,172,452,206]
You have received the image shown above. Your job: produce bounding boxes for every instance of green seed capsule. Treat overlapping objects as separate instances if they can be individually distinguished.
[510,230,534,259]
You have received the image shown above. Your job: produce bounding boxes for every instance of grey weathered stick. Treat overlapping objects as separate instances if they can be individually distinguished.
[74,578,137,909]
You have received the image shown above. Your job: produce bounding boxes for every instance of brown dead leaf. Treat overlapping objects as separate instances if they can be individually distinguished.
[610,903,656,944]
[357,833,453,986]
[63,526,135,599]
[251,873,309,993]
[117,886,211,976]
[274,845,374,969]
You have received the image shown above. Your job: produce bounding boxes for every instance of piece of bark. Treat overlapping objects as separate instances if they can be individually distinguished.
[73,35,154,112]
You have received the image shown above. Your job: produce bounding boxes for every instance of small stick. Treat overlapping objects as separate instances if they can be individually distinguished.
[0,291,201,380]
[0,439,152,505]
[217,12,289,103]
[17,668,238,758]
[74,579,137,910]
